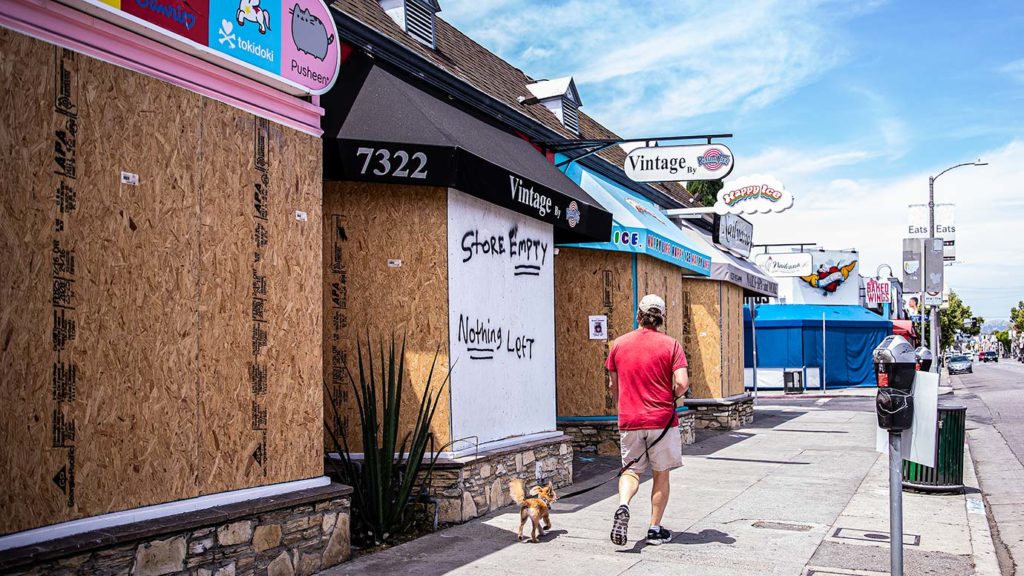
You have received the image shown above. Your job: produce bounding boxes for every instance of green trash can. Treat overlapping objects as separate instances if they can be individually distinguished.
[902,404,967,492]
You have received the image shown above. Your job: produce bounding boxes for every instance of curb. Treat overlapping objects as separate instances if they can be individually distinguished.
[962,441,1002,576]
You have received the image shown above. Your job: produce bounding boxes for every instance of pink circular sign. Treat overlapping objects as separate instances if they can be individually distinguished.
[279,0,340,94]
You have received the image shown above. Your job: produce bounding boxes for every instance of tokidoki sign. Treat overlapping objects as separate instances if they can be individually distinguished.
[624,143,734,182]
[64,0,340,95]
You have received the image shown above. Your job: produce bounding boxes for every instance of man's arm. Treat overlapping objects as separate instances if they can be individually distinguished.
[608,371,618,404]
[672,367,689,400]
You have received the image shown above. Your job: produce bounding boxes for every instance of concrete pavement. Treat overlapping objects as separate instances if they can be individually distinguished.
[952,361,1024,575]
[322,398,995,576]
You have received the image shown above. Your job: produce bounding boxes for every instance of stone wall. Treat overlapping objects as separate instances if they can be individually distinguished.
[557,411,697,457]
[685,396,755,430]
[0,484,351,576]
[423,437,573,525]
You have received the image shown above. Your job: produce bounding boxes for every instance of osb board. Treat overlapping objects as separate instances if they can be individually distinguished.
[720,283,746,397]
[197,101,323,495]
[636,255,684,345]
[553,248,633,418]
[0,30,86,534]
[0,30,322,535]
[322,182,452,451]
[681,279,724,399]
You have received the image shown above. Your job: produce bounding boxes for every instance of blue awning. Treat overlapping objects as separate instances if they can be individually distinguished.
[744,304,893,328]
[557,158,711,276]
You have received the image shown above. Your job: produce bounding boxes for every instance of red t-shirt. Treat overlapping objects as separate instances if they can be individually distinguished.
[605,328,687,430]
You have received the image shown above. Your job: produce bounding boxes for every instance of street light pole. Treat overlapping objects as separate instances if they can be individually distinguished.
[927,161,987,365]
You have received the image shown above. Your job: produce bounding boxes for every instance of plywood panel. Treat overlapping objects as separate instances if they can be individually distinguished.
[553,248,633,418]
[322,182,451,452]
[721,283,745,397]
[637,255,684,343]
[1,30,323,535]
[0,30,80,533]
[264,115,323,484]
[681,278,723,399]
[73,43,202,518]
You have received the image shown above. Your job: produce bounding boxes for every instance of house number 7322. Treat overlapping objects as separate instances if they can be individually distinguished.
[355,147,428,179]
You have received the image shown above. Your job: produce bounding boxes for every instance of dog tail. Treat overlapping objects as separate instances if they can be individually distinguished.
[509,478,526,506]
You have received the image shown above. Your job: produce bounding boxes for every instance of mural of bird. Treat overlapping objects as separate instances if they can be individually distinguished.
[800,260,858,295]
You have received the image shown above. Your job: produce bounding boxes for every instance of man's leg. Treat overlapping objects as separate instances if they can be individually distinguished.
[649,469,670,527]
[618,470,640,507]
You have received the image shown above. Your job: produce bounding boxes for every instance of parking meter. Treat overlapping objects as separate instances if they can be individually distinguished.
[915,347,933,372]
[873,335,917,431]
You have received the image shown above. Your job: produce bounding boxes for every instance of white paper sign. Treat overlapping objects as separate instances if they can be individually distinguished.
[447,189,556,446]
[589,315,608,340]
[875,371,939,467]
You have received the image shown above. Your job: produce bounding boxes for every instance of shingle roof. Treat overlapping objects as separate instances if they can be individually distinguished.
[334,0,695,207]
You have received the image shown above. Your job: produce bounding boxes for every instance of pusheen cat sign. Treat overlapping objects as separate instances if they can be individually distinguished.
[67,0,340,94]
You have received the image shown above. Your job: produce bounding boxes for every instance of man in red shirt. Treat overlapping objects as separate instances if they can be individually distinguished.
[605,294,689,546]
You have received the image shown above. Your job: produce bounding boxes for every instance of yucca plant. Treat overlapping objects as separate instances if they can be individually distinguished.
[324,334,450,546]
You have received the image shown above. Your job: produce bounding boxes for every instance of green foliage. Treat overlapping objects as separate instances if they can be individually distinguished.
[923,290,980,350]
[994,330,1011,351]
[686,179,723,207]
[324,335,450,547]
[1011,300,1024,333]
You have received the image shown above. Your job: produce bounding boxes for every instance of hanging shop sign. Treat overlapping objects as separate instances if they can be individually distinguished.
[624,143,734,182]
[865,278,892,304]
[712,213,753,258]
[713,175,793,215]
[754,252,812,277]
[64,0,340,94]
[908,203,956,262]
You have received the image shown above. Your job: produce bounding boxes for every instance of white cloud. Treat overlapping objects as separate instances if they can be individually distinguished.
[999,58,1024,84]
[440,0,872,134]
[742,140,1024,319]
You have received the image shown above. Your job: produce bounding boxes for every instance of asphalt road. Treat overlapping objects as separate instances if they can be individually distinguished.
[957,359,1024,468]
[954,359,1024,575]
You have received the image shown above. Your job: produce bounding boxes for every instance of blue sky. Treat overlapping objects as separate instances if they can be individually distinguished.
[440,0,1024,321]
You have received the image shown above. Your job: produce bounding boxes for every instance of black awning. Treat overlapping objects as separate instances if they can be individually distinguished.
[322,59,612,242]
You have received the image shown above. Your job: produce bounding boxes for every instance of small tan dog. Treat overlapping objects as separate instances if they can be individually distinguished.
[509,479,557,542]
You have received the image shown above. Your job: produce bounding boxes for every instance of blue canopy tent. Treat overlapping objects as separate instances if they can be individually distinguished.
[744,304,892,389]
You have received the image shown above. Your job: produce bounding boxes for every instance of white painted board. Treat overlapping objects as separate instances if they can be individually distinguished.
[447,189,556,447]
[875,371,939,467]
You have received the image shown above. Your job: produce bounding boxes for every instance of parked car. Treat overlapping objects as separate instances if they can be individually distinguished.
[948,354,973,374]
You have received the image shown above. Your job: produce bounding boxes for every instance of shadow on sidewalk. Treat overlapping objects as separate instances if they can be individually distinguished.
[616,529,737,554]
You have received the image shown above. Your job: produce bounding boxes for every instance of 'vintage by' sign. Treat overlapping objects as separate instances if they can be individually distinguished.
[624,143,734,182]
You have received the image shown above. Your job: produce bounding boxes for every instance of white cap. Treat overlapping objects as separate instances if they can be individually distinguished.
[638,294,666,315]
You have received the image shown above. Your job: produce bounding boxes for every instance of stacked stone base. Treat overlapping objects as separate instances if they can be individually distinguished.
[424,436,573,525]
[557,411,696,457]
[685,393,755,430]
[0,483,351,576]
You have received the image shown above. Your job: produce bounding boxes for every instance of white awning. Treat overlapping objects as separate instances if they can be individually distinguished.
[674,221,778,297]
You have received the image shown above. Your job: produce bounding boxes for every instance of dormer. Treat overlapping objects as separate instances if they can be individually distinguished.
[379,0,441,49]
[523,77,582,135]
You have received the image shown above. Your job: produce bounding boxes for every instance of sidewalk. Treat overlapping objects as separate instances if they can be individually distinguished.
[322,402,996,576]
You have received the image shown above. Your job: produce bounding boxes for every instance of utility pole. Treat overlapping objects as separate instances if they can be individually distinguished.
[926,161,987,367]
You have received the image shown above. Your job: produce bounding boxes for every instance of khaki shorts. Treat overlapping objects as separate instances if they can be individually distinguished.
[620,427,683,474]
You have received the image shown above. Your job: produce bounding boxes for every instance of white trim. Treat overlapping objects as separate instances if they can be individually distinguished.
[330,431,565,463]
[0,476,331,552]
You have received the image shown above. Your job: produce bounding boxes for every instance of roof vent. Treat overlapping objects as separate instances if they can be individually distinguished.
[379,0,441,49]
[524,77,582,135]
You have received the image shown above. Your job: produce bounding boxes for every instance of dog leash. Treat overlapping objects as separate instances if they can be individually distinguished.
[557,396,682,500]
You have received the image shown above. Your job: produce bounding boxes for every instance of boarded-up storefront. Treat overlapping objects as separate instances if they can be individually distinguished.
[1,1,350,570]
[553,161,712,454]
[320,54,612,524]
